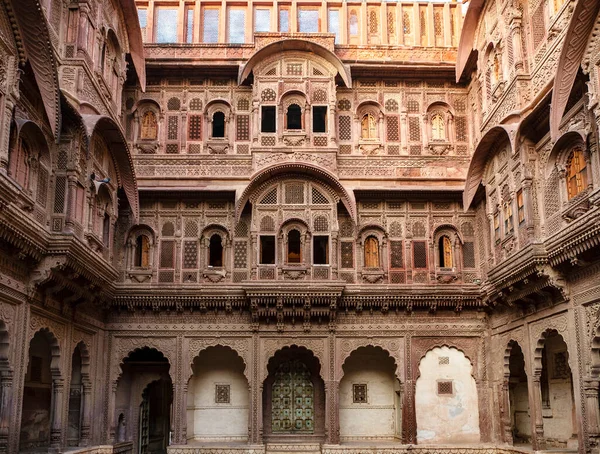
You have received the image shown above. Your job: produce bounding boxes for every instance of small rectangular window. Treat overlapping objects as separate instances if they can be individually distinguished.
[313,106,327,133]
[215,384,230,403]
[186,8,194,43]
[228,8,245,43]
[137,9,148,42]
[313,236,329,264]
[437,380,453,395]
[279,9,289,32]
[517,189,525,224]
[203,9,219,43]
[353,384,367,403]
[155,8,179,43]
[298,9,319,33]
[260,236,275,264]
[261,106,276,133]
[255,8,271,32]
[328,9,340,43]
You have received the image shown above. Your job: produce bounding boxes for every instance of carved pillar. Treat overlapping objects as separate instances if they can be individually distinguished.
[501,378,513,444]
[250,233,257,279]
[510,18,524,72]
[522,178,534,239]
[179,382,188,444]
[403,378,417,443]
[530,375,545,450]
[77,5,89,53]
[584,379,600,451]
[64,174,78,233]
[108,380,118,442]
[331,232,338,280]
[79,379,92,446]
[49,377,65,453]
[325,380,340,444]
[400,110,408,154]
[0,98,15,171]
[0,371,13,454]
[328,100,336,144]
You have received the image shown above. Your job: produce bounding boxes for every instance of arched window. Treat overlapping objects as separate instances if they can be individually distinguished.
[209,234,223,267]
[438,235,453,268]
[566,149,587,199]
[140,111,158,140]
[212,112,225,138]
[431,113,445,141]
[286,104,302,130]
[364,236,380,268]
[493,53,501,84]
[287,229,301,264]
[135,235,151,267]
[361,114,377,139]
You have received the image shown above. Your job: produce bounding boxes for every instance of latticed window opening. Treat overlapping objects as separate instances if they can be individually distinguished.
[566,149,588,200]
[412,221,426,237]
[420,9,427,44]
[409,117,421,141]
[259,188,278,205]
[234,241,247,268]
[341,241,353,268]
[314,216,329,232]
[184,220,198,237]
[183,240,198,269]
[339,116,352,141]
[54,175,67,214]
[236,115,250,141]
[237,98,250,111]
[434,9,443,44]
[235,220,248,237]
[189,98,203,111]
[407,99,420,113]
[260,216,275,232]
[461,222,475,237]
[285,183,305,204]
[36,167,48,208]
[261,88,277,102]
[160,240,175,268]
[353,384,367,403]
[312,187,329,204]
[387,116,399,142]
[313,89,327,103]
[338,99,351,111]
[462,241,475,268]
[385,99,398,112]
[390,240,403,269]
[349,10,358,36]
[388,10,395,37]
[455,117,467,142]
[369,10,378,34]
[413,241,427,268]
[162,221,175,236]
[340,220,354,237]
[167,116,179,140]
[390,221,402,237]
[437,381,453,395]
[403,11,411,34]
[188,115,202,140]
[167,97,181,111]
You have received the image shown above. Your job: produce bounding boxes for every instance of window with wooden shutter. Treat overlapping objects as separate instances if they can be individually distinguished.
[364,236,379,268]
[361,114,377,139]
[438,236,452,268]
[566,149,587,200]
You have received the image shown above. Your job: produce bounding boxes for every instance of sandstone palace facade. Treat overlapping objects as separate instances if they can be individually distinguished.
[0,0,599,452]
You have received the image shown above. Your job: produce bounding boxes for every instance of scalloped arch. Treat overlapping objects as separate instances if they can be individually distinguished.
[239,39,352,88]
[236,163,356,223]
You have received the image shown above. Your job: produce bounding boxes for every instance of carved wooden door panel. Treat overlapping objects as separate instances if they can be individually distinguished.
[271,359,314,433]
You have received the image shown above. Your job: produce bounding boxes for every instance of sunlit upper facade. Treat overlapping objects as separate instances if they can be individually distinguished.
[137,0,465,48]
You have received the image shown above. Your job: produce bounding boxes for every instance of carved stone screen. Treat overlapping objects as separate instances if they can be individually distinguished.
[271,360,314,433]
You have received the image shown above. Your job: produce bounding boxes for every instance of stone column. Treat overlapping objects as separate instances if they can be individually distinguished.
[179,383,188,444]
[510,18,524,72]
[584,379,600,451]
[0,98,15,171]
[403,378,417,443]
[79,379,92,446]
[64,174,78,233]
[530,375,545,450]
[50,377,65,453]
[501,379,513,444]
[325,380,340,444]
[250,233,258,280]
[108,380,118,442]
[331,232,338,280]
[0,371,13,454]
